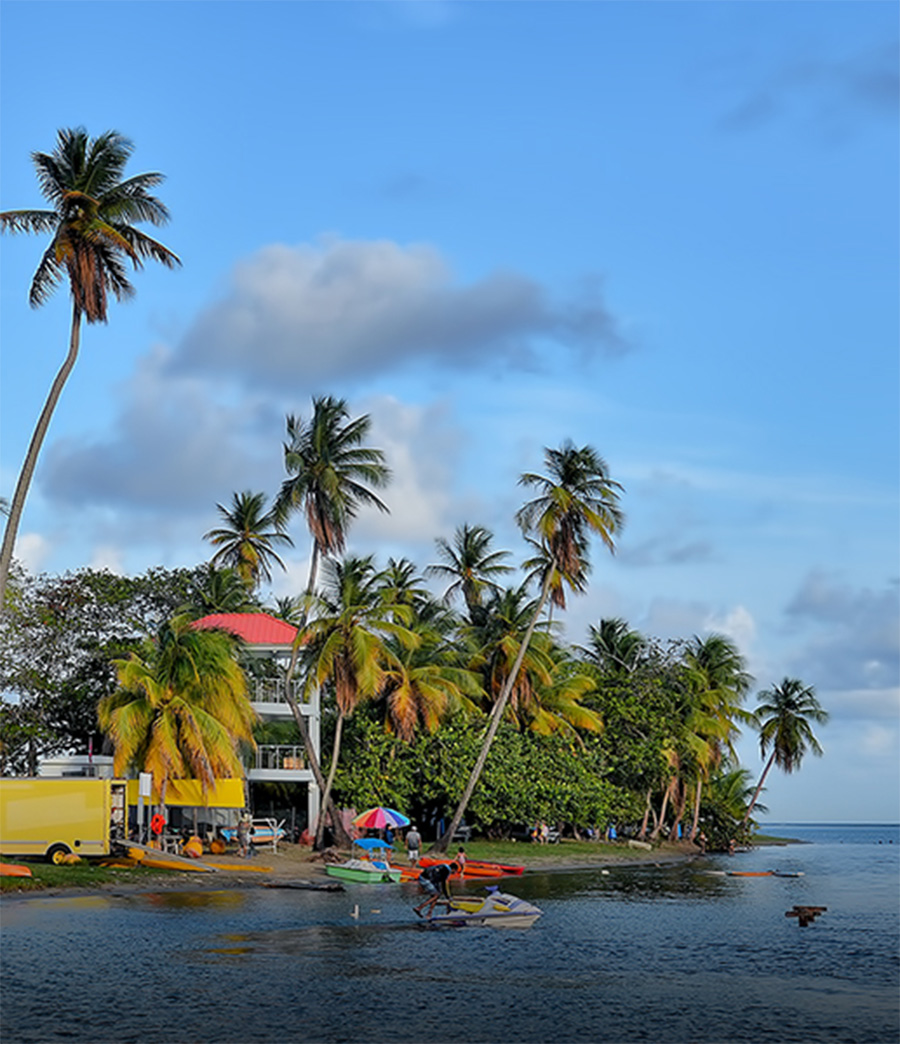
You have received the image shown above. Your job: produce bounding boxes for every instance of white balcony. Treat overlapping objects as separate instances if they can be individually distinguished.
[249,679,317,720]
[247,744,313,783]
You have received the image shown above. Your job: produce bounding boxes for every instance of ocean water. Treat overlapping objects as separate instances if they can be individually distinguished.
[1,823,897,1044]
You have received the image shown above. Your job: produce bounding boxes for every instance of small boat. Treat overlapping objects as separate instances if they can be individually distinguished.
[0,862,33,878]
[425,887,543,929]
[418,856,511,879]
[325,840,402,884]
[220,819,286,850]
[771,870,805,878]
[325,858,401,884]
[727,870,774,877]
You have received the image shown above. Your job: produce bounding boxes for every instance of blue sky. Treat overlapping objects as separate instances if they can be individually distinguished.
[1,1,897,822]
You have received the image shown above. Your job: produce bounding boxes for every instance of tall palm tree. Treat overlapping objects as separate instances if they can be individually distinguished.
[183,565,261,617]
[427,523,512,615]
[0,128,180,607]
[203,490,292,590]
[275,396,391,846]
[433,440,624,852]
[741,678,828,826]
[97,615,256,806]
[299,556,414,846]
[682,634,753,840]
[276,397,391,600]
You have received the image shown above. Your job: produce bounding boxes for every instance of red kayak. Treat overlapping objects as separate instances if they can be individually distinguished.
[419,856,523,878]
[0,862,33,878]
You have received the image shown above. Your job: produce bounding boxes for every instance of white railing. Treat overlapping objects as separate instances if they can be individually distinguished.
[250,745,307,772]
[249,679,306,706]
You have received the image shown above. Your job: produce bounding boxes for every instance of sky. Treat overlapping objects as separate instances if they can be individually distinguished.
[1,1,897,823]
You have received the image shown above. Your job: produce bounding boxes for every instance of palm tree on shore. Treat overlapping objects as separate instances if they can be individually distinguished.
[741,678,828,827]
[274,397,391,847]
[299,556,414,846]
[432,440,623,852]
[98,615,255,806]
[427,524,512,617]
[204,490,292,590]
[0,128,180,608]
[579,617,646,675]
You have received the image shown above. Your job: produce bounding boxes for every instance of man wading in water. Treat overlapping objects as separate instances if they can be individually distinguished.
[414,861,460,918]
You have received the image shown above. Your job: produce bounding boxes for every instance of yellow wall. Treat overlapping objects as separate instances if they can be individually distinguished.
[125,778,245,808]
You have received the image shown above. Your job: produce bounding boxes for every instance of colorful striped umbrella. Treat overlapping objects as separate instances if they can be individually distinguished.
[352,807,410,829]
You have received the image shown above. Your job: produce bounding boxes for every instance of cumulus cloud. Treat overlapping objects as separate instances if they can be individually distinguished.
[785,571,900,692]
[172,239,627,390]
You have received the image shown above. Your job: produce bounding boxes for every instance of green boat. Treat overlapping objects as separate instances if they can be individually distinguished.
[325,858,401,884]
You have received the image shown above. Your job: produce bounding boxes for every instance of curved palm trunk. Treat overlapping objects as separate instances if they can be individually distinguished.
[315,710,346,848]
[650,778,675,841]
[689,777,703,841]
[669,779,688,840]
[0,302,81,609]
[741,749,776,827]
[432,571,554,854]
[638,790,652,840]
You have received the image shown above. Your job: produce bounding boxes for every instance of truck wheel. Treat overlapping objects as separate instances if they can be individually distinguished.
[47,844,72,865]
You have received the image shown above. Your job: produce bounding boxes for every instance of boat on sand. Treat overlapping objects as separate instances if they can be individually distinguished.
[325,839,402,884]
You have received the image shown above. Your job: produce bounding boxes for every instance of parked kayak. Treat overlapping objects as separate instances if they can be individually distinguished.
[727,871,774,877]
[0,862,33,878]
[419,856,514,878]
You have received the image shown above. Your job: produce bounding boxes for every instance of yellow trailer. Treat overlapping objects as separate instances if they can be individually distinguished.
[0,778,127,864]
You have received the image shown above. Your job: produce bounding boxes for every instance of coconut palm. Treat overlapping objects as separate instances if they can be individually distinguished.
[741,678,828,826]
[203,490,292,590]
[0,128,180,607]
[275,397,391,846]
[298,555,415,846]
[679,634,752,840]
[98,615,256,806]
[183,565,260,617]
[276,397,390,600]
[578,617,646,675]
[427,523,512,615]
[434,440,624,852]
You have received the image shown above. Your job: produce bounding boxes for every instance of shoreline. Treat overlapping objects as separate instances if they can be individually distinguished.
[0,838,772,901]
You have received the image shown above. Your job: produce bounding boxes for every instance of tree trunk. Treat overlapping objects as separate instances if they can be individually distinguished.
[315,711,345,848]
[741,750,776,827]
[669,779,687,841]
[638,790,652,839]
[431,571,554,854]
[689,776,703,841]
[651,778,675,841]
[0,302,82,610]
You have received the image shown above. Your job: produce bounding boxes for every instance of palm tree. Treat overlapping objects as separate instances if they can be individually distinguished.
[433,440,623,852]
[578,618,646,675]
[97,616,256,806]
[0,128,180,607]
[682,634,753,841]
[741,678,828,827]
[275,397,391,600]
[183,565,261,617]
[299,556,414,846]
[274,396,391,846]
[427,523,512,615]
[203,490,292,590]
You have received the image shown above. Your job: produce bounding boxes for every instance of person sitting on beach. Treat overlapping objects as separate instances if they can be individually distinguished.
[414,861,460,918]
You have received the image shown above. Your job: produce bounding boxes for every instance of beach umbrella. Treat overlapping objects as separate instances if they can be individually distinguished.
[352,807,410,830]
[353,838,395,851]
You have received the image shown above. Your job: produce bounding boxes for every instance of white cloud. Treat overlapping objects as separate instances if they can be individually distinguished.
[15,532,51,574]
[173,238,626,390]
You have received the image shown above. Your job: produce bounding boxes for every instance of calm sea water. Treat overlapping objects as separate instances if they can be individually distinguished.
[2,823,897,1044]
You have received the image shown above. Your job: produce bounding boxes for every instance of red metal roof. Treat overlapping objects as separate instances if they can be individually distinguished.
[191,613,298,646]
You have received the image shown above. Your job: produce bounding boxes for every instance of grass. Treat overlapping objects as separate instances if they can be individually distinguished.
[0,860,176,893]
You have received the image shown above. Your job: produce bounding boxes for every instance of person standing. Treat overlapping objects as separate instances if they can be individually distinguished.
[414,861,460,918]
[237,813,251,858]
[406,824,422,865]
[456,846,467,876]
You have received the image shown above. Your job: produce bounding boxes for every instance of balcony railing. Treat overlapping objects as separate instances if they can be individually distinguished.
[250,745,307,772]
[249,679,305,706]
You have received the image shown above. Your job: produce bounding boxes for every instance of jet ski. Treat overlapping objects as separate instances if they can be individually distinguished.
[424,886,543,929]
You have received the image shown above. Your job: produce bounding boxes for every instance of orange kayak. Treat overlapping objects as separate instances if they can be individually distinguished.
[0,862,33,878]
[418,857,505,879]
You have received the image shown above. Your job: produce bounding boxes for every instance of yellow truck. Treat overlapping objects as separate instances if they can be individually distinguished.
[0,777,127,863]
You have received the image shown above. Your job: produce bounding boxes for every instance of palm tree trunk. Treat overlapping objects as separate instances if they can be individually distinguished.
[741,750,776,827]
[432,571,554,854]
[638,790,652,839]
[0,302,82,609]
[651,778,675,841]
[689,777,703,841]
[315,711,345,848]
[669,779,687,840]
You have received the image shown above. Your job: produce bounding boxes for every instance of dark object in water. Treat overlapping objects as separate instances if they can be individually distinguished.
[263,879,345,892]
[786,904,826,927]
